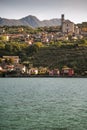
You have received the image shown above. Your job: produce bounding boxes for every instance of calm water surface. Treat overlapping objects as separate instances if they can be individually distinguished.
[0,78,87,130]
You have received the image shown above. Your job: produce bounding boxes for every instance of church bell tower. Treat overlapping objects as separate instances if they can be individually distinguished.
[61,14,64,32]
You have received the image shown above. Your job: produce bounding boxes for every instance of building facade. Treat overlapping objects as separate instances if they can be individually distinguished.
[61,14,79,35]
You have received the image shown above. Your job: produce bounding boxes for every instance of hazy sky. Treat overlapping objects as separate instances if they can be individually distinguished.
[0,0,87,23]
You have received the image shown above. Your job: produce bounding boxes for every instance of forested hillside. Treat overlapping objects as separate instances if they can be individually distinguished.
[31,46,87,74]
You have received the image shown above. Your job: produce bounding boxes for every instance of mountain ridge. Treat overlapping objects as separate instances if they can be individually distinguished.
[0,15,61,27]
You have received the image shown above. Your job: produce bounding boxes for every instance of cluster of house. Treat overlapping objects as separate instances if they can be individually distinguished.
[0,56,74,77]
[0,56,26,75]
[0,14,87,45]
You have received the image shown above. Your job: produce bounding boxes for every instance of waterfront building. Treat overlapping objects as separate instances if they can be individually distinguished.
[61,66,74,76]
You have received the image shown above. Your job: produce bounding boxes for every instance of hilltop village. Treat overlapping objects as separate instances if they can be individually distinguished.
[0,15,87,77]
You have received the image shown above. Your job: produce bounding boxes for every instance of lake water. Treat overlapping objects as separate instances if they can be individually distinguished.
[0,78,87,130]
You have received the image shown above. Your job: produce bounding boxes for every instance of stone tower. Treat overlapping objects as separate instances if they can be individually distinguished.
[61,14,64,32]
[61,14,64,23]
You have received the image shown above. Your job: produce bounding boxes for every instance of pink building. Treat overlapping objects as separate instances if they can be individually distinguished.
[61,66,74,76]
[49,69,60,76]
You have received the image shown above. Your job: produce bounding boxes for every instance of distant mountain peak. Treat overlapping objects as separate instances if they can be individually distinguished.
[0,15,61,27]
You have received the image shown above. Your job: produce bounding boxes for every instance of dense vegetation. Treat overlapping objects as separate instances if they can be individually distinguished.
[32,46,87,75]
[0,40,87,75]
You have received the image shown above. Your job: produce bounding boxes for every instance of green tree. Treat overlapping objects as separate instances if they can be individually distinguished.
[0,36,9,41]
[26,44,39,55]
[55,41,62,46]
[0,43,5,50]
[34,42,43,48]
[5,43,13,52]
[0,58,2,63]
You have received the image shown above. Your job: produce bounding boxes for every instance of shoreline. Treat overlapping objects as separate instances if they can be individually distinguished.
[0,75,87,78]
